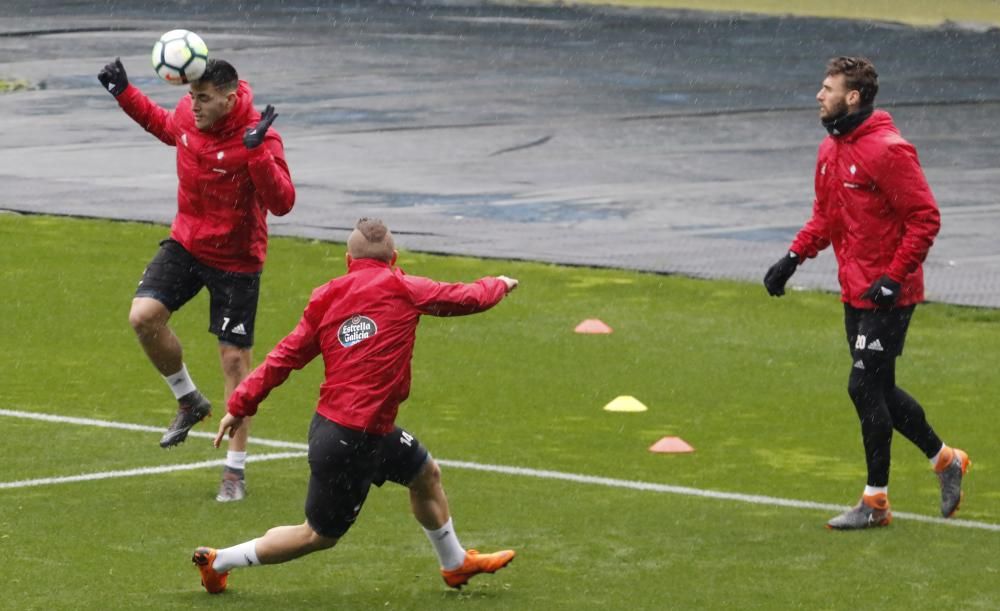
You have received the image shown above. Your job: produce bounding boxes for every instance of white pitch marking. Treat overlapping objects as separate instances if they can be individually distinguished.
[0,452,306,490]
[0,408,306,449]
[436,460,1000,532]
[1,409,997,532]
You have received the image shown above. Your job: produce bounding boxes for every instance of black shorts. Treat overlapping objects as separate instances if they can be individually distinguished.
[134,239,260,348]
[304,415,430,539]
[844,304,915,361]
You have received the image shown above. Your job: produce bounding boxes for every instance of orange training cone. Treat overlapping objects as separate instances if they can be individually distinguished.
[649,436,695,453]
[575,319,613,334]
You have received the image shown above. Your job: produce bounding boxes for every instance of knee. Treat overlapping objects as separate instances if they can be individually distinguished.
[305,528,339,552]
[847,359,887,403]
[847,369,867,403]
[277,522,338,553]
[848,365,894,428]
[129,303,163,338]
[219,346,251,378]
[409,458,442,497]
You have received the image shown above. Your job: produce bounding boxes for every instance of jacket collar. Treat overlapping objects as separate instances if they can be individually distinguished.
[830,109,896,143]
[348,258,392,273]
[823,104,873,137]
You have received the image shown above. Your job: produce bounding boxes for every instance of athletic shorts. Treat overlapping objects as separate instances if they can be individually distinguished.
[304,414,430,539]
[134,239,260,348]
[844,304,915,361]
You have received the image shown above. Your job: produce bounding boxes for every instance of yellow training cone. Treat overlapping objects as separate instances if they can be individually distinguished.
[602,395,648,413]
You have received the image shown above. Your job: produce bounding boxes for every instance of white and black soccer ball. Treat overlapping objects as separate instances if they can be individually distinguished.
[151,29,208,85]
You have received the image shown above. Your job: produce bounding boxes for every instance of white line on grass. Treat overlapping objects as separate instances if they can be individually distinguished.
[437,459,1000,532]
[0,408,305,449]
[0,452,307,490]
[2,408,997,532]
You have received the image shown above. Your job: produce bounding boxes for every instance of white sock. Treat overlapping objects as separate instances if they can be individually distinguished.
[863,485,888,497]
[213,538,260,572]
[225,451,248,471]
[163,364,196,399]
[423,517,466,570]
[930,444,948,468]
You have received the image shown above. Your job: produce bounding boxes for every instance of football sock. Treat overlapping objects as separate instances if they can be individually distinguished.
[225,451,248,472]
[213,539,260,572]
[423,518,466,570]
[863,485,888,498]
[931,444,952,471]
[163,364,196,399]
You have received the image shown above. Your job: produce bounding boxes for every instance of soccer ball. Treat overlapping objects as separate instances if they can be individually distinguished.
[151,29,208,85]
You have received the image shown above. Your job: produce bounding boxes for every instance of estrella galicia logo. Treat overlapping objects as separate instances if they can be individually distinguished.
[338,315,377,348]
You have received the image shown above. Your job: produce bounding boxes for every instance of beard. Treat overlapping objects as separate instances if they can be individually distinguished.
[820,98,849,121]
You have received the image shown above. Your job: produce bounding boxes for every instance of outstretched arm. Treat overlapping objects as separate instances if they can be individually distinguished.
[404,274,517,316]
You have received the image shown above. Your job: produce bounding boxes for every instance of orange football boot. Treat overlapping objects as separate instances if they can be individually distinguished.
[441,549,515,589]
[192,547,229,594]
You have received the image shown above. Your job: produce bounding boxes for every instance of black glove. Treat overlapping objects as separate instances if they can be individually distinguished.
[98,58,128,97]
[244,104,278,149]
[861,275,901,307]
[763,251,799,297]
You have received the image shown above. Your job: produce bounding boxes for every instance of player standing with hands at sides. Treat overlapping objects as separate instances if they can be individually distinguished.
[190,218,517,594]
[98,57,295,502]
[763,57,969,530]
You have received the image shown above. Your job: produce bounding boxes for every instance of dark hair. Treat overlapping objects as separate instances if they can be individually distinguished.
[198,59,239,92]
[826,56,878,106]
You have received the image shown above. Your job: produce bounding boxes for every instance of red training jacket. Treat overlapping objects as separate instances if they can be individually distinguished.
[790,110,940,308]
[228,258,510,434]
[115,80,295,273]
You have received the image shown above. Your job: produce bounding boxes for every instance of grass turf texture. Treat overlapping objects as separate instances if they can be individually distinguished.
[515,0,1000,27]
[1,213,997,609]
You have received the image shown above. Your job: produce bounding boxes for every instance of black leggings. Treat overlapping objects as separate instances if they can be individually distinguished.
[847,357,942,487]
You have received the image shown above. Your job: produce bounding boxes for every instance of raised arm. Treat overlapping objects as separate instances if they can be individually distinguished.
[99,58,177,146]
[244,104,296,216]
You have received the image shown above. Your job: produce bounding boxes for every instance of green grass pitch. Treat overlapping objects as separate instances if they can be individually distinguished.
[0,213,997,609]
